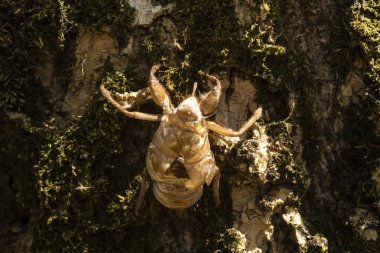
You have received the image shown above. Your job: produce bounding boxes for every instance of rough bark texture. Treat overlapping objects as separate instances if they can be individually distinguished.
[1,0,379,252]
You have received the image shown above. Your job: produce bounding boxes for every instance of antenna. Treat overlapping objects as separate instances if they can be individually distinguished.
[192,82,198,96]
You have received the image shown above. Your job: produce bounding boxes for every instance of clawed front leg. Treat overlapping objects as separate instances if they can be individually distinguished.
[207,107,262,137]
[198,72,222,116]
[148,65,172,109]
[100,84,162,121]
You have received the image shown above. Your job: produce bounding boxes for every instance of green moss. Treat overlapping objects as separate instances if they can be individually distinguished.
[73,0,136,31]
[243,22,286,71]
[0,1,56,112]
[206,228,246,253]
[351,0,380,101]
[0,1,61,237]
[173,0,242,72]
[0,0,135,112]
[299,233,328,253]
[143,0,286,97]
[173,0,284,72]
[1,1,136,241]
[33,72,138,252]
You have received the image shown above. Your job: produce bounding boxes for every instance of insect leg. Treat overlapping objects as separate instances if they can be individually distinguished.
[198,73,222,116]
[100,84,162,121]
[207,107,262,136]
[148,64,172,108]
[134,167,149,215]
[212,166,221,207]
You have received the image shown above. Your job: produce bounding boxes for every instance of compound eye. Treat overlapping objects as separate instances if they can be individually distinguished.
[176,99,201,122]
[177,108,198,122]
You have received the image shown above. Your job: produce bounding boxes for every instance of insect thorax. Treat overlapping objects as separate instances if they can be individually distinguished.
[175,97,202,122]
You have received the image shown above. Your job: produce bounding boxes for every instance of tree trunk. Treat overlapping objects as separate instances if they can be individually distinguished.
[1,0,379,252]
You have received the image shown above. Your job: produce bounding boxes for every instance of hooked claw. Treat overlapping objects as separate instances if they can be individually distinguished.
[197,72,222,116]
[148,64,171,108]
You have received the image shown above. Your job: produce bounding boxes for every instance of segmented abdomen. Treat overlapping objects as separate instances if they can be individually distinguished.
[146,116,216,209]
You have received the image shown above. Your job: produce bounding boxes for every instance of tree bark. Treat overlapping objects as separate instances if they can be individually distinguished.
[1,0,379,252]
